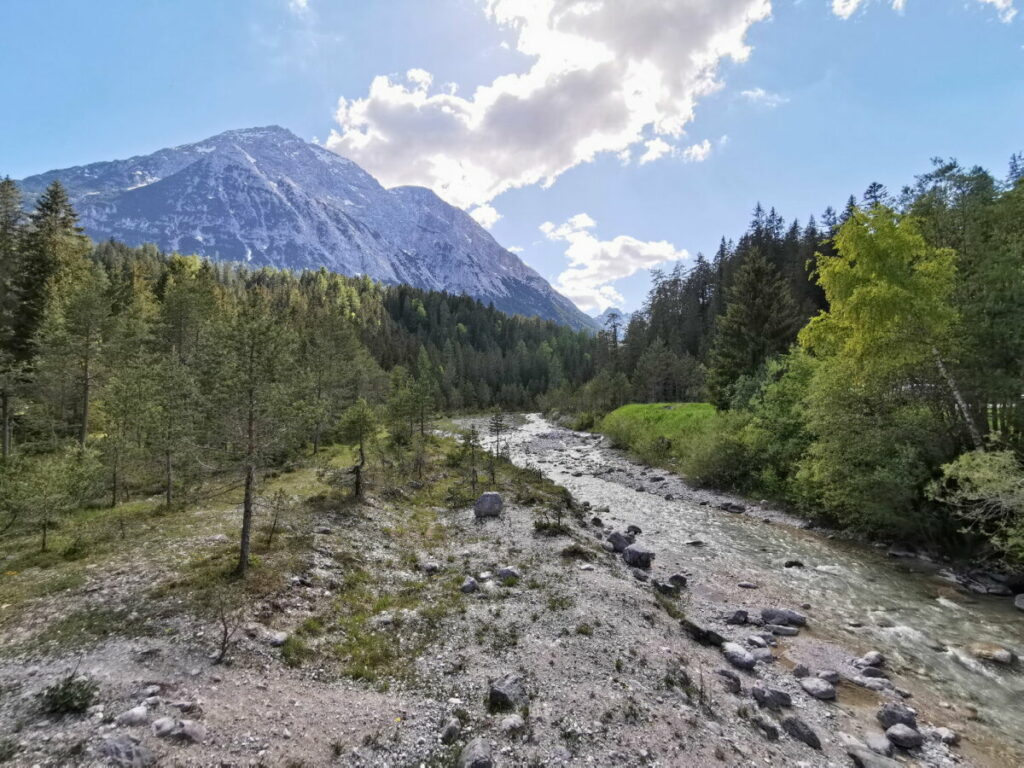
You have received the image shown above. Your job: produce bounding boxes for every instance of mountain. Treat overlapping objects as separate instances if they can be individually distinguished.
[593,307,631,330]
[17,126,597,331]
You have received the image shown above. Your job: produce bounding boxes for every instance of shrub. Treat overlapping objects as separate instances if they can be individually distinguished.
[37,673,99,715]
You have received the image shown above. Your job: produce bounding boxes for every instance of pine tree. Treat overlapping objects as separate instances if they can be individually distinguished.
[706,250,801,409]
[340,398,377,499]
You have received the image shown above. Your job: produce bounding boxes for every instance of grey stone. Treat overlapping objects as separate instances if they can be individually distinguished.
[623,543,655,569]
[782,716,821,749]
[747,635,768,648]
[626,524,643,535]
[933,727,959,745]
[860,666,887,678]
[151,717,176,738]
[117,706,149,727]
[421,560,441,574]
[630,567,649,582]
[440,717,461,745]
[847,745,903,768]
[817,669,840,684]
[885,723,923,749]
[267,630,288,647]
[865,732,893,756]
[761,608,807,627]
[100,736,156,768]
[652,578,679,596]
[792,664,810,678]
[967,642,1016,665]
[799,677,836,700]
[766,623,800,636]
[681,618,724,646]
[750,713,780,740]
[716,668,741,693]
[722,641,756,670]
[852,675,894,692]
[725,609,748,625]
[496,566,521,581]
[458,737,494,768]
[738,581,759,589]
[752,684,791,710]
[750,647,775,663]
[176,720,206,743]
[668,573,688,588]
[474,492,503,518]
[500,714,526,733]
[460,576,479,593]
[488,673,528,711]
[607,530,635,552]
[719,502,747,513]
[856,650,885,667]
[876,702,917,730]
[1015,594,1024,612]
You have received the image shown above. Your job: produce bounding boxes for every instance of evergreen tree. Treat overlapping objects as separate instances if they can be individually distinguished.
[706,250,800,409]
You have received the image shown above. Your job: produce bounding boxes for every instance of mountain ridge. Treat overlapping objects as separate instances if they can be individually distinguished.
[17,126,597,331]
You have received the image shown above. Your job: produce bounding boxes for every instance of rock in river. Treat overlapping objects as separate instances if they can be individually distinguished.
[967,642,1016,665]
[474,492,503,518]
[1015,593,1024,612]
[876,702,917,730]
[722,641,756,670]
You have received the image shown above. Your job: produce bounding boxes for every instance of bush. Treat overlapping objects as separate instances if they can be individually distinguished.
[675,411,752,491]
[37,673,99,715]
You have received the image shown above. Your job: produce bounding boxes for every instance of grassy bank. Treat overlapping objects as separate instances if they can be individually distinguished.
[597,402,755,493]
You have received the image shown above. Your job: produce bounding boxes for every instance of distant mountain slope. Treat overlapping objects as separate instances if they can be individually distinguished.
[18,126,596,331]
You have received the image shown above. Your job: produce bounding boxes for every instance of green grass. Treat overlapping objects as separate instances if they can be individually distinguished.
[599,403,717,457]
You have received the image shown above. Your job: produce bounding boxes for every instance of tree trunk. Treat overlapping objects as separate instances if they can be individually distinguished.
[237,462,255,577]
[79,350,91,447]
[111,454,119,508]
[164,449,173,506]
[1,388,10,459]
[933,347,984,450]
[41,521,48,552]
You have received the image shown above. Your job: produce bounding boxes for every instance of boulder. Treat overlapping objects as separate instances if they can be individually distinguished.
[752,684,791,710]
[626,524,643,535]
[496,566,521,581]
[725,609,748,625]
[652,579,679,596]
[967,642,1016,665]
[488,674,528,711]
[750,713,780,741]
[607,530,635,553]
[716,668,741,694]
[460,577,479,593]
[440,717,461,745]
[1015,594,1024,612]
[876,702,917,730]
[860,666,887,679]
[623,543,655,569]
[117,706,149,727]
[766,624,800,636]
[681,618,725,647]
[458,737,494,768]
[631,567,649,582]
[100,736,156,768]
[799,677,836,700]
[817,670,840,684]
[933,727,959,745]
[722,642,756,671]
[500,714,526,733]
[151,717,176,738]
[761,608,806,627]
[668,573,688,588]
[792,664,810,678]
[856,650,885,668]
[782,716,821,750]
[865,732,893,756]
[474,493,503,518]
[885,723,923,749]
[847,745,902,768]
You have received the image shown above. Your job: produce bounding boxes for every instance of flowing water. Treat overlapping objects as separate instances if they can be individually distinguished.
[496,414,1024,763]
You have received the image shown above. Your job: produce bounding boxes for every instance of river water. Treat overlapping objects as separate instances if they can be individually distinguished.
[496,414,1024,764]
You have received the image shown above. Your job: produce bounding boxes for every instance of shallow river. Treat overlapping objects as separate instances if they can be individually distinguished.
[498,414,1024,763]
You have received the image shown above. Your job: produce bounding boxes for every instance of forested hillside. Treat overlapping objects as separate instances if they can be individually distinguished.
[0,176,595,567]
[549,157,1024,560]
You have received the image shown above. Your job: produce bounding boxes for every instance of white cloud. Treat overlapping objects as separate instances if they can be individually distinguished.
[832,0,1015,21]
[288,0,309,13]
[638,138,672,165]
[542,214,688,312]
[507,245,524,253]
[469,203,502,229]
[327,0,773,208]
[740,87,789,107]
[681,139,713,163]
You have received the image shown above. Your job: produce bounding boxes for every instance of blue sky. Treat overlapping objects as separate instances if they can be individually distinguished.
[2,0,1022,314]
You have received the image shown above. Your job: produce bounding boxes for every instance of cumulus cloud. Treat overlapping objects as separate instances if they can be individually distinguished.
[681,139,713,163]
[740,87,789,107]
[542,214,688,312]
[832,0,1015,21]
[639,138,673,165]
[469,203,502,229]
[288,0,309,13]
[327,0,773,208]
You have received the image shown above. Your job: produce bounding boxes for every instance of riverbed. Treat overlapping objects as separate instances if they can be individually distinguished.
[496,413,1024,765]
